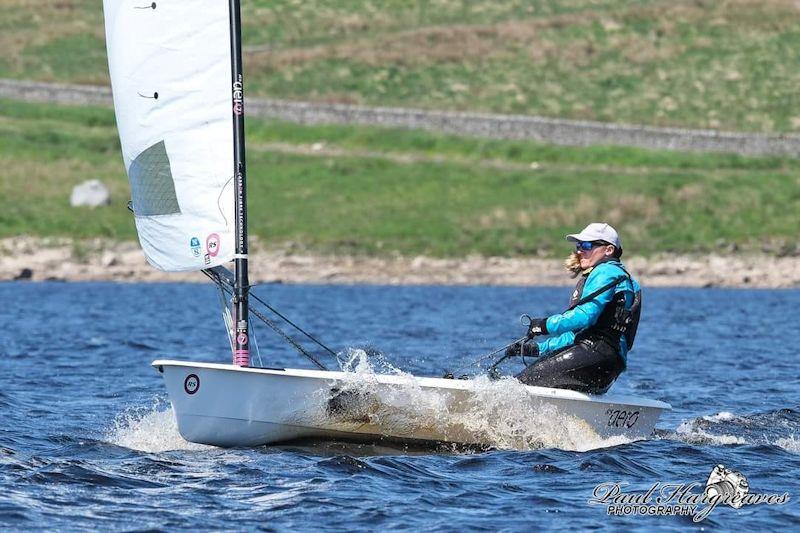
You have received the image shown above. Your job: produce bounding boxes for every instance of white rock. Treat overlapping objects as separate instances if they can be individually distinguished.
[100,251,118,267]
[70,180,110,208]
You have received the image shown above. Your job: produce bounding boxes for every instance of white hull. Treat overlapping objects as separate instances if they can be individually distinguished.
[153,360,671,449]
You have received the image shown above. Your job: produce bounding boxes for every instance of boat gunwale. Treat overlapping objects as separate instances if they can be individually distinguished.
[152,359,672,410]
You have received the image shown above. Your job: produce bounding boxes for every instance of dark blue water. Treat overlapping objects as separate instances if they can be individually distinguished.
[1,282,798,530]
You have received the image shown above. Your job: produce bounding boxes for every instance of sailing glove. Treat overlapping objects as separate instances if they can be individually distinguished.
[505,341,539,357]
[526,317,548,339]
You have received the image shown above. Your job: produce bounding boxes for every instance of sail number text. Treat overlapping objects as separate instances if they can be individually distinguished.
[606,409,639,428]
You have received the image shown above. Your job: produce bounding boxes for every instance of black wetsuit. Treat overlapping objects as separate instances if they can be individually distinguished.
[515,336,626,394]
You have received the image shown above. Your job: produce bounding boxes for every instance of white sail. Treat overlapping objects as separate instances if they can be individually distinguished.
[103,0,235,271]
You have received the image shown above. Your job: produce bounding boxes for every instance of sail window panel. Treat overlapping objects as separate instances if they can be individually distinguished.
[128,140,181,216]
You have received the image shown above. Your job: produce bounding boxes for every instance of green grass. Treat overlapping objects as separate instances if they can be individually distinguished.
[1,99,798,257]
[4,0,800,132]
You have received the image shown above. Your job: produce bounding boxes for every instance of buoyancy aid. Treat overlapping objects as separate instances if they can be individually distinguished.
[567,260,642,350]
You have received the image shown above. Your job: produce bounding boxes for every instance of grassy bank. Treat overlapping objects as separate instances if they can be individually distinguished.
[2,0,800,133]
[1,99,799,257]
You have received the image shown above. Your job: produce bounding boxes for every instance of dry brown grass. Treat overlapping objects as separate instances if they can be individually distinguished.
[607,193,662,225]
[250,25,505,69]
[247,11,604,70]
[0,0,103,71]
[619,36,685,66]
[674,183,705,202]
[474,191,664,233]
[247,0,800,72]
[0,154,124,198]
[476,194,603,230]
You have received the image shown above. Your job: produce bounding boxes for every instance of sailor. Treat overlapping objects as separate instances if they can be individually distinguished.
[506,222,641,394]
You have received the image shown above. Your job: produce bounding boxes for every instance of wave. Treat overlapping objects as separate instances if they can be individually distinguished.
[775,436,800,453]
[105,398,211,453]
[672,408,800,452]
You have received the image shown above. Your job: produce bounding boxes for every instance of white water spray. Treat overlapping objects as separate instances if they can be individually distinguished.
[673,410,800,451]
[776,436,800,454]
[106,398,211,453]
[304,349,634,452]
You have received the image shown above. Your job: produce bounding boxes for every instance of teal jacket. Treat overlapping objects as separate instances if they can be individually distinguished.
[536,259,639,361]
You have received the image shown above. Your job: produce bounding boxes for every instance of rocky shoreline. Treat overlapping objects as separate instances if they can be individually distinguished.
[2,237,798,288]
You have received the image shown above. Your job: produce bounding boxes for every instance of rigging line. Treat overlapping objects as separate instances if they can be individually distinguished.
[201,267,339,360]
[249,316,264,367]
[247,291,340,359]
[446,335,528,376]
[247,303,327,370]
[203,270,327,370]
[217,175,234,226]
[216,283,234,352]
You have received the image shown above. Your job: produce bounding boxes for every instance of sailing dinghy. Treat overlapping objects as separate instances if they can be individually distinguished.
[103,0,670,449]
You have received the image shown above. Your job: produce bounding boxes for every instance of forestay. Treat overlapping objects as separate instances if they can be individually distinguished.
[103,0,235,271]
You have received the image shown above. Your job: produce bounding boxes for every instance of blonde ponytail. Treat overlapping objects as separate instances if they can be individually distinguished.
[564,251,582,278]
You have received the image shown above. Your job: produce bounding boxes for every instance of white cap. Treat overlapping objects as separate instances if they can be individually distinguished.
[566,222,622,249]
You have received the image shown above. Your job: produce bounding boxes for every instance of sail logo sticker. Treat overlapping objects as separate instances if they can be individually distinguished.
[184,374,200,395]
[232,76,244,115]
[237,333,248,346]
[190,237,201,257]
[206,233,220,257]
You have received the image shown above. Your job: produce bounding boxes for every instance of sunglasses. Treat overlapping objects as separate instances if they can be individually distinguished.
[575,240,607,252]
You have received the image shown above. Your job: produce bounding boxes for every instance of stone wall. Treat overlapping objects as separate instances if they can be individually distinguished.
[3,78,799,157]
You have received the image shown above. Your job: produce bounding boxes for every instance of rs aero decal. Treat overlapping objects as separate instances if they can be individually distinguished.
[232,76,244,115]
[206,233,220,257]
[606,408,639,428]
[184,374,200,395]
[237,332,248,346]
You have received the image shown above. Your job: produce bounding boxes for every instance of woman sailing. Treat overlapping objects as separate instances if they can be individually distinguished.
[507,223,641,394]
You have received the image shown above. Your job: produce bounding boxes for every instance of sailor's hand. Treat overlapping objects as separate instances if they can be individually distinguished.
[526,317,548,339]
[521,342,539,357]
[505,341,539,357]
[505,341,522,356]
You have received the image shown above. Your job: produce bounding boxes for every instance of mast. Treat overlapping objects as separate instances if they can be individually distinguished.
[229,0,250,366]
